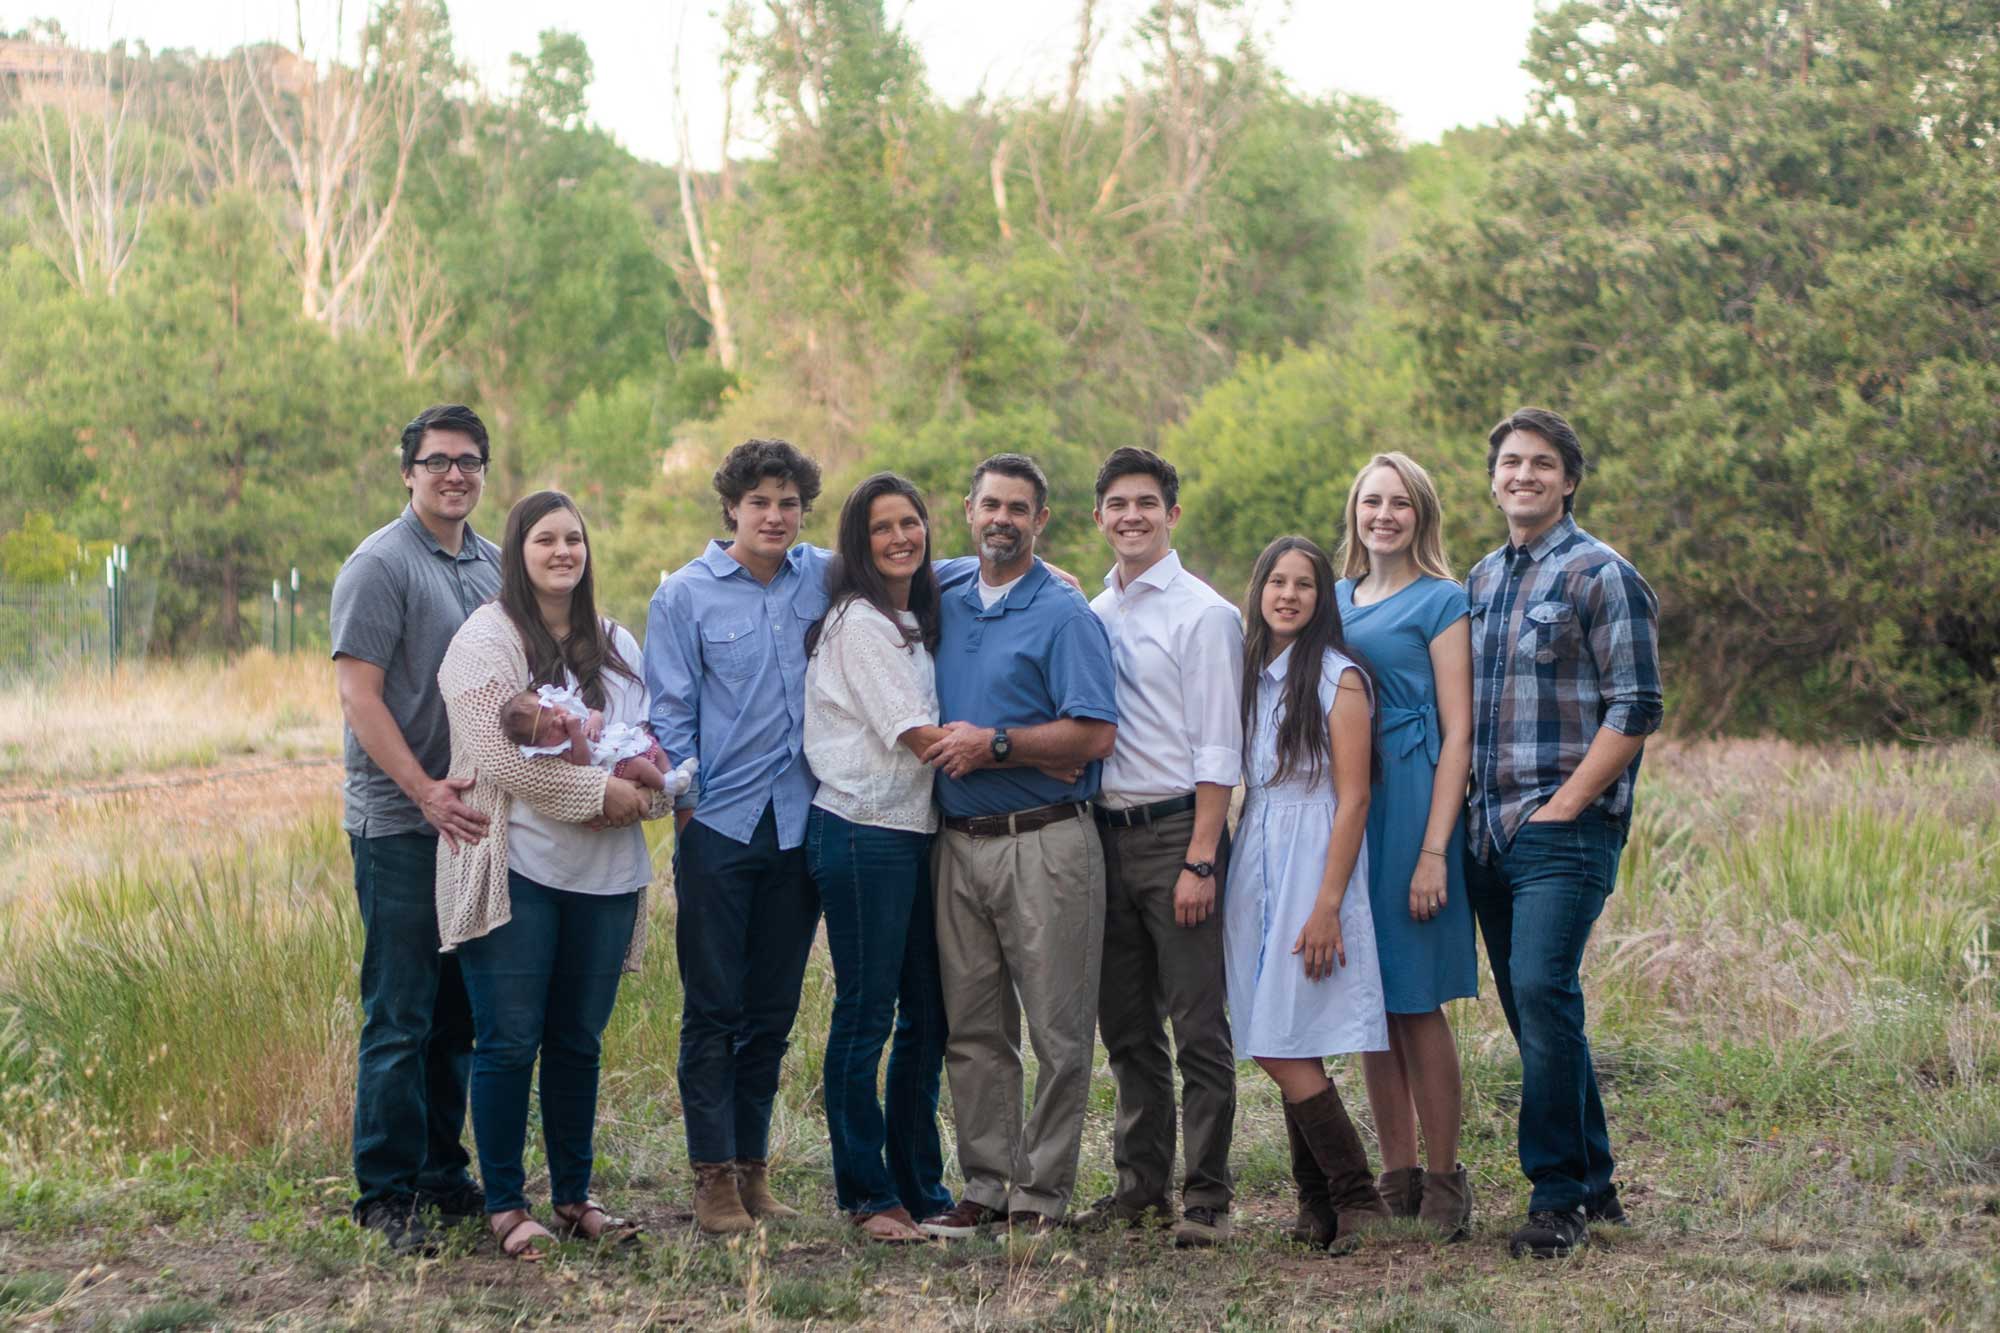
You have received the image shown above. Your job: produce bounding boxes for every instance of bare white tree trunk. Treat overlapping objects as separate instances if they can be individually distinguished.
[23,40,157,295]
[246,0,433,330]
[669,19,738,371]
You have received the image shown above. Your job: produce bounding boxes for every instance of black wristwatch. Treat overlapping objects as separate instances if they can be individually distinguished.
[1183,859,1216,879]
[989,728,1012,762]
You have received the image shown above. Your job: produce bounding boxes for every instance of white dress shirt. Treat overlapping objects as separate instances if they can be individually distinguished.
[804,599,941,833]
[1089,550,1245,807]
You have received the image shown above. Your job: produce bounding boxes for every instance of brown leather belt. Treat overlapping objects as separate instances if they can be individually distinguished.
[940,801,1086,839]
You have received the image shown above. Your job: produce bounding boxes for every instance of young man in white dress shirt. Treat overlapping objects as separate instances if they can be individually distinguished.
[1077,447,1245,1247]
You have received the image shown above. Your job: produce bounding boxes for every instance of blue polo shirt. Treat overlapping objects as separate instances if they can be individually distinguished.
[645,540,832,848]
[933,559,1120,818]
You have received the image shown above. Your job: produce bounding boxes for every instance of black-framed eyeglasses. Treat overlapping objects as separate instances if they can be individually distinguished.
[412,454,487,475]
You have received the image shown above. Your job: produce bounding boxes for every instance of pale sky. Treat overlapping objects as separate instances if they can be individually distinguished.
[9,1,1544,168]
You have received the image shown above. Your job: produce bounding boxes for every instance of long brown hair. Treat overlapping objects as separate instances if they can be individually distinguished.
[498,490,637,709]
[805,472,941,658]
[1336,452,1456,582]
[1240,535,1376,787]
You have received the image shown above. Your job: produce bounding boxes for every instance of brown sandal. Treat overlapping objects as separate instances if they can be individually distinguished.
[489,1208,554,1260]
[852,1205,925,1244]
[552,1200,642,1245]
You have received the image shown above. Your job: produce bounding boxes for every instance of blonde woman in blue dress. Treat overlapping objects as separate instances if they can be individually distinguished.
[1224,535,1390,1251]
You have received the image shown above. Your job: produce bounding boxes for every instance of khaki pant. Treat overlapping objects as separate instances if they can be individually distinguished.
[932,811,1105,1218]
[1097,808,1236,1211]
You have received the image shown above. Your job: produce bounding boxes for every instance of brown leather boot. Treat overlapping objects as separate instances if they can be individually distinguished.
[733,1158,799,1221]
[1417,1162,1472,1241]
[1377,1166,1425,1219]
[1282,1099,1337,1246]
[692,1161,755,1234]
[1289,1084,1391,1251]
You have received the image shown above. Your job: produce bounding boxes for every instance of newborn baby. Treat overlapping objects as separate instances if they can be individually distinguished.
[499,684,697,796]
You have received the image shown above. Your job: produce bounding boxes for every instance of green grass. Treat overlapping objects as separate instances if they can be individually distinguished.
[1,740,1997,1326]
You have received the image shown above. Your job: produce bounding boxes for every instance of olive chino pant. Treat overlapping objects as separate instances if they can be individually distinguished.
[1096,807,1235,1213]
[932,811,1106,1220]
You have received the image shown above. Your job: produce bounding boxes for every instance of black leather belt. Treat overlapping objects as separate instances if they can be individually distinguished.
[1093,792,1198,828]
[941,801,1086,838]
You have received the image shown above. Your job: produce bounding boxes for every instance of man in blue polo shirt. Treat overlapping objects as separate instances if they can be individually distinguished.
[914,453,1120,1238]
[645,437,831,1235]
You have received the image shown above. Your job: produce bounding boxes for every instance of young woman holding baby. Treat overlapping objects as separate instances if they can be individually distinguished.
[434,489,669,1258]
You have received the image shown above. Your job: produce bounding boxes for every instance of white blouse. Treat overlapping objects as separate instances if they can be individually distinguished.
[804,599,940,834]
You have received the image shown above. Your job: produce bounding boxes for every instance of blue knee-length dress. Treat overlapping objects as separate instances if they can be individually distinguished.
[1335,576,1478,1014]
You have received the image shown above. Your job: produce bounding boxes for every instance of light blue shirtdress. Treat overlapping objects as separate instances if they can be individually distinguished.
[1223,644,1389,1060]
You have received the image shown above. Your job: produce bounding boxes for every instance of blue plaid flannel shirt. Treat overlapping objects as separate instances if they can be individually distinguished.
[1465,515,1663,862]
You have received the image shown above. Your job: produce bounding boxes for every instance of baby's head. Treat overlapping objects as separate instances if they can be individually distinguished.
[501,691,566,748]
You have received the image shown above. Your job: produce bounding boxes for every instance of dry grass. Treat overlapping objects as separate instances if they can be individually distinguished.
[2,693,1997,1328]
[0,651,339,784]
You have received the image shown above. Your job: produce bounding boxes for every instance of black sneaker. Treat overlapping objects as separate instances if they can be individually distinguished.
[355,1198,437,1256]
[417,1180,487,1226]
[1508,1208,1588,1259]
[1584,1184,1628,1225]
[1070,1194,1169,1231]
[1008,1210,1062,1236]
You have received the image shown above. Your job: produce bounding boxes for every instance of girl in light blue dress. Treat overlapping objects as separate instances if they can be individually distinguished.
[1334,451,1477,1242]
[1224,536,1390,1251]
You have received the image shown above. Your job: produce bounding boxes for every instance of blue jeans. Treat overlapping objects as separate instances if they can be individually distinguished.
[675,805,822,1164]
[350,832,477,1213]
[807,808,953,1219]
[456,872,639,1214]
[1465,811,1624,1214]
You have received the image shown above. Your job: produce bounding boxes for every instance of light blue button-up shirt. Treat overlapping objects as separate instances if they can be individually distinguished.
[645,540,832,848]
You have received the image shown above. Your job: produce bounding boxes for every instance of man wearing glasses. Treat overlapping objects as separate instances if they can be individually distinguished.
[330,404,502,1253]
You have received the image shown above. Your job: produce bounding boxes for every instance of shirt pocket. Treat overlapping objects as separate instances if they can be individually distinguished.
[1516,600,1578,666]
[702,618,761,683]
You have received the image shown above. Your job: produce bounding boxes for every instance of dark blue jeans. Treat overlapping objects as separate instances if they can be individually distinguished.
[675,805,822,1165]
[456,872,639,1215]
[1465,811,1625,1214]
[807,808,952,1219]
[350,832,477,1213]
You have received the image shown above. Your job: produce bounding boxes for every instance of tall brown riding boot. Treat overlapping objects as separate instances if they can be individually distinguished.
[1289,1083,1391,1251]
[733,1158,799,1221]
[1282,1100,1337,1246]
[1417,1162,1472,1241]
[692,1161,755,1234]
[1377,1166,1425,1219]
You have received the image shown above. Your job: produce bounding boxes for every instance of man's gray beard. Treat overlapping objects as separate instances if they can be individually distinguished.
[979,529,1024,561]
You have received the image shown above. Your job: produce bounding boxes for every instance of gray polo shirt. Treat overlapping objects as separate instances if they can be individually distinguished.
[330,505,502,837]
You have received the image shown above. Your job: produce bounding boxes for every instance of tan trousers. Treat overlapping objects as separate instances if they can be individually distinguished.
[932,810,1106,1219]
[1097,808,1236,1211]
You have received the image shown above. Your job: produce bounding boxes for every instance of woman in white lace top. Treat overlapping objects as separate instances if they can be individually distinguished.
[801,473,955,1243]
[435,491,669,1259]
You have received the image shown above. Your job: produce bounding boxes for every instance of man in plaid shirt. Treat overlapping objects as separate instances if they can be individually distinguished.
[1463,407,1662,1260]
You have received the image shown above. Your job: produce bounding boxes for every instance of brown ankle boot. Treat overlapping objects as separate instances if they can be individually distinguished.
[692,1161,755,1234]
[1377,1166,1425,1219]
[1289,1084,1391,1251]
[1282,1100,1338,1246]
[733,1158,798,1221]
[1417,1162,1472,1241]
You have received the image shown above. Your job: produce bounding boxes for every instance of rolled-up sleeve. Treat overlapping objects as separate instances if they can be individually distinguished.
[644,580,702,810]
[1179,602,1244,787]
[1587,563,1663,737]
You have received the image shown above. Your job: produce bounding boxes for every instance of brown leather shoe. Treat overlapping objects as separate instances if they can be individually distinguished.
[1288,1083,1391,1251]
[919,1198,1001,1238]
[692,1161,755,1234]
[1418,1162,1472,1241]
[733,1158,798,1221]
[1377,1166,1425,1219]
[1282,1099,1337,1247]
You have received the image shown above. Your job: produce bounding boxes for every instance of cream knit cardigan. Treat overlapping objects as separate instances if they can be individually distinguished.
[434,602,668,971]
